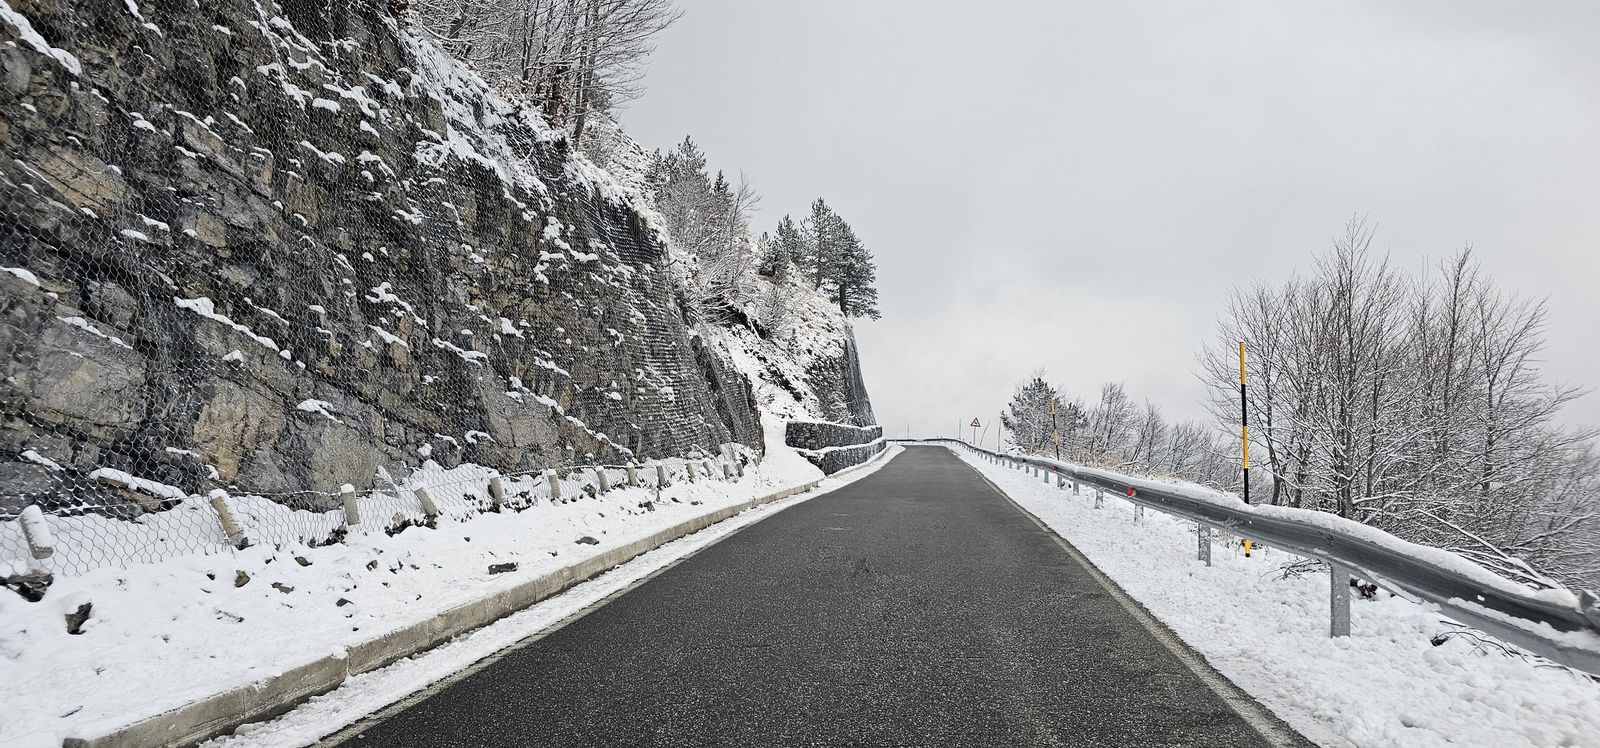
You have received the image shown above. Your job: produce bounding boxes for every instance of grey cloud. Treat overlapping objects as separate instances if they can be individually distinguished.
[619,0,1600,437]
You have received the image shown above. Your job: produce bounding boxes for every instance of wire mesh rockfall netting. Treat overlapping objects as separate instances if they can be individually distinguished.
[0,0,764,579]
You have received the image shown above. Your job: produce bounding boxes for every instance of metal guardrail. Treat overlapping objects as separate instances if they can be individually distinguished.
[898,438,1600,677]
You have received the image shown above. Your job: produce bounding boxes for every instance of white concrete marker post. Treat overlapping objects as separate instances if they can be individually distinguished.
[655,464,669,487]
[341,483,361,526]
[594,467,610,494]
[626,465,640,487]
[207,489,249,549]
[414,487,440,519]
[18,505,55,560]
[488,476,506,510]
[547,470,562,502]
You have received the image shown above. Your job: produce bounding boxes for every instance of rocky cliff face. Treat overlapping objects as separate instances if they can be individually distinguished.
[0,0,803,514]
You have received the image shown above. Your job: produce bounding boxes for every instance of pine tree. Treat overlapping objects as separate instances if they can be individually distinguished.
[803,198,838,290]
[833,223,880,319]
[760,215,804,277]
[1001,375,1061,453]
[652,136,714,255]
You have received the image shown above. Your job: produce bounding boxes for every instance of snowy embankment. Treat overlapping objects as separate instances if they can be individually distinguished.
[0,427,891,748]
[958,448,1600,748]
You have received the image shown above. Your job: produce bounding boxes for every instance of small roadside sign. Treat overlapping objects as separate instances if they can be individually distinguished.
[970,418,981,428]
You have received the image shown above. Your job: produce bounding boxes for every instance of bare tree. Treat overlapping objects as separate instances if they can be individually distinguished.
[1201,219,1600,590]
[411,0,681,143]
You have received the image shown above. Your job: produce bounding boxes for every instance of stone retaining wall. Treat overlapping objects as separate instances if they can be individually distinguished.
[784,420,885,475]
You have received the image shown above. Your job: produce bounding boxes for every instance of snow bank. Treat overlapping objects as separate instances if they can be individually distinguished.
[960,448,1600,748]
[0,439,832,747]
[1017,451,1591,612]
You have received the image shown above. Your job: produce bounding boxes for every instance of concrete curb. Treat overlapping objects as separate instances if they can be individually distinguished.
[63,478,834,748]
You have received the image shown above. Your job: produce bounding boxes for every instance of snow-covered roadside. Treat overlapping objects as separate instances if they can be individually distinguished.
[0,429,889,748]
[205,445,902,748]
[958,448,1600,748]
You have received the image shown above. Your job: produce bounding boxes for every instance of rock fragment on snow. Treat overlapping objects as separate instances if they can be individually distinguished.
[65,602,92,634]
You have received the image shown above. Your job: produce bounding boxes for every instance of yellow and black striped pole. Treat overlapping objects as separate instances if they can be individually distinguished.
[1239,341,1250,506]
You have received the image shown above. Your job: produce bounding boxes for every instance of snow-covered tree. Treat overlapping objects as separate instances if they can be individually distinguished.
[833,223,881,320]
[1200,218,1600,589]
[759,215,806,278]
[794,199,880,319]
[410,0,681,144]
[1001,373,1060,453]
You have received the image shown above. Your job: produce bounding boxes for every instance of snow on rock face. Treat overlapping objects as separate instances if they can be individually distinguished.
[0,0,782,521]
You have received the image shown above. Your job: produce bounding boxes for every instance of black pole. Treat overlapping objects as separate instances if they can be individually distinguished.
[1240,341,1250,506]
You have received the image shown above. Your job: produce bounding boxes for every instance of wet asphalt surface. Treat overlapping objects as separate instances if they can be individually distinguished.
[331,446,1305,747]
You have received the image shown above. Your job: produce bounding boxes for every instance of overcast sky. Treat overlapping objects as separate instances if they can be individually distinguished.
[618,0,1600,440]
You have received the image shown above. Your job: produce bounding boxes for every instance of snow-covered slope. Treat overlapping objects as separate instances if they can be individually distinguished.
[581,113,877,428]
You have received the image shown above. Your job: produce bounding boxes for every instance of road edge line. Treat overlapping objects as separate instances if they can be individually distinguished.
[316,445,905,744]
[65,449,904,748]
[951,449,1313,748]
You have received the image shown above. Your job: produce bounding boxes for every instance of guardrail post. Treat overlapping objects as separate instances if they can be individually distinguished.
[1094,490,1103,509]
[1197,525,1211,565]
[1041,468,1049,484]
[415,487,440,518]
[547,470,562,502]
[626,464,640,487]
[488,476,506,510]
[1134,505,1144,522]
[655,464,669,487]
[341,483,361,526]
[1072,479,1080,495]
[1330,562,1352,637]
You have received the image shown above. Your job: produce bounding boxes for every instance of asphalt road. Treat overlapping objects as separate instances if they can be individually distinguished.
[330,446,1311,747]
